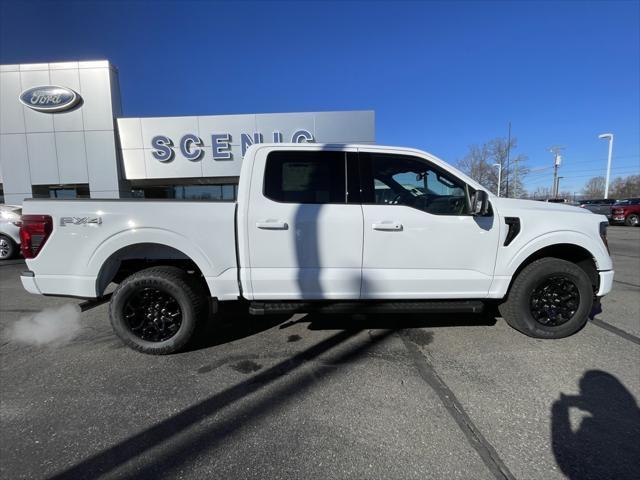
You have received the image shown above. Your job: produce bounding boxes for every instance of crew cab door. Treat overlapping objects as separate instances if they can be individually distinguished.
[359,150,500,299]
[245,148,363,300]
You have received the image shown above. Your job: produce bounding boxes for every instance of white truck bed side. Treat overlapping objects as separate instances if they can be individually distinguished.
[22,200,238,299]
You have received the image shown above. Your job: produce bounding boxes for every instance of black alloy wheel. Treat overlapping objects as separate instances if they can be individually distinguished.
[499,257,594,339]
[123,287,183,342]
[529,275,580,327]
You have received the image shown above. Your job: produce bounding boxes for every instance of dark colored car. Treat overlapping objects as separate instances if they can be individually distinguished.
[579,198,618,216]
[610,198,640,226]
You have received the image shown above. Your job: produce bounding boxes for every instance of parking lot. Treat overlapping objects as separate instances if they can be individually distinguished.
[1,226,638,480]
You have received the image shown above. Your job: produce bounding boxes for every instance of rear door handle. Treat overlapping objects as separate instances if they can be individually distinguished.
[372,222,403,231]
[256,220,288,230]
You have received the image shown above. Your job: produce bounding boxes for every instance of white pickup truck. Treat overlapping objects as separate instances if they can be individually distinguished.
[19,144,614,354]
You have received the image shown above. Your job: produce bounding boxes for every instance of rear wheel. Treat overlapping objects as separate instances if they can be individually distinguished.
[109,266,206,354]
[499,258,594,339]
[625,213,639,226]
[0,235,16,260]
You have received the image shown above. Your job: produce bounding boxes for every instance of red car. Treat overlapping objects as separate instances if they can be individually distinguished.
[610,198,640,226]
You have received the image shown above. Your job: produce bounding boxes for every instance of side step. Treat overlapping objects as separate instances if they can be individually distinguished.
[249,300,484,316]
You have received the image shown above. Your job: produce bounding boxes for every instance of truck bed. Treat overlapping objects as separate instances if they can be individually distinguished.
[21,199,238,299]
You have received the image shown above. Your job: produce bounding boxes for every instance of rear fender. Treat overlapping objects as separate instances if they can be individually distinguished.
[87,228,216,280]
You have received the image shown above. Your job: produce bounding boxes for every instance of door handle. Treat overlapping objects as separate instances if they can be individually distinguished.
[372,222,403,231]
[256,220,288,230]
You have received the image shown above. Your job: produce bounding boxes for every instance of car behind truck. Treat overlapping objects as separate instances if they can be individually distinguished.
[19,144,614,354]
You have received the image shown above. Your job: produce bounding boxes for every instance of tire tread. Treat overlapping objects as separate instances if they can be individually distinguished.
[500,257,593,339]
[109,266,205,355]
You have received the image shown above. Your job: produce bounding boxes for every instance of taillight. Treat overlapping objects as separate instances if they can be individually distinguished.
[20,215,53,259]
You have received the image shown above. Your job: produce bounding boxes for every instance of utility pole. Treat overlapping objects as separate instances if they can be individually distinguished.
[505,122,511,198]
[549,146,564,198]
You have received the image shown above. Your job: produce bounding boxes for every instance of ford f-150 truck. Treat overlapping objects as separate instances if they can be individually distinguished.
[19,144,614,354]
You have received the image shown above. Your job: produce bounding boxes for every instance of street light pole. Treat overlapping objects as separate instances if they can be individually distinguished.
[598,133,614,199]
[556,176,564,198]
[493,163,502,197]
[505,122,511,197]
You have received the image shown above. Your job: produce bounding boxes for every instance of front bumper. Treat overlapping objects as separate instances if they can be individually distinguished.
[596,270,615,296]
[20,271,42,295]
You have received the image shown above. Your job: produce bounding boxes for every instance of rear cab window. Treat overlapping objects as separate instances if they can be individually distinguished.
[263,151,358,204]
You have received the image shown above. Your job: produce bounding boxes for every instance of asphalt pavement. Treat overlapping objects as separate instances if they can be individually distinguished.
[1,226,638,480]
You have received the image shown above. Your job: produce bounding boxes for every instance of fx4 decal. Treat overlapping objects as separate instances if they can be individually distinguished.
[59,217,102,227]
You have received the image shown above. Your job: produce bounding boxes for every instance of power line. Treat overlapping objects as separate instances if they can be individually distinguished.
[525,165,639,178]
[525,169,640,186]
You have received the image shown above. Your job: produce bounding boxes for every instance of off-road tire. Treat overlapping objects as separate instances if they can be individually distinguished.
[0,234,16,260]
[499,258,594,339]
[109,266,206,354]
[625,213,639,227]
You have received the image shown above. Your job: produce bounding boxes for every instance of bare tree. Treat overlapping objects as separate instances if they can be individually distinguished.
[582,176,606,199]
[457,137,528,197]
[609,175,640,199]
[558,190,574,202]
[530,186,552,200]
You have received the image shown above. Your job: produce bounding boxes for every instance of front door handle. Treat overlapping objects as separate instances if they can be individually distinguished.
[256,220,288,230]
[372,222,403,231]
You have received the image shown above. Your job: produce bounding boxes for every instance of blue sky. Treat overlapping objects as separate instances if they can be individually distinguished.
[1,0,638,194]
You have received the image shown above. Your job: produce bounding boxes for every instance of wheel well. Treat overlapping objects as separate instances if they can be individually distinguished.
[510,244,599,292]
[96,243,211,297]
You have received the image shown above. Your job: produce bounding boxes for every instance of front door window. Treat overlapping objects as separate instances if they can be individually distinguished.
[362,153,468,215]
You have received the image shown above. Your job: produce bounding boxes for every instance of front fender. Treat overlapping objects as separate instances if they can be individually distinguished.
[501,230,612,277]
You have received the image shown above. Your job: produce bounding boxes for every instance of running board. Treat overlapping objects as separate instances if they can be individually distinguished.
[249,300,484,316]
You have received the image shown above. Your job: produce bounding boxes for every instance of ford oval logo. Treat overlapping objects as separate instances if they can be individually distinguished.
[19,85,81,113]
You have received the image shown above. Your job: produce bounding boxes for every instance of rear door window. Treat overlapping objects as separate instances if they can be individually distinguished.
[264,151,347,204]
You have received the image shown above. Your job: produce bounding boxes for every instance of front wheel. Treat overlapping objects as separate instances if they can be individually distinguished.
[109,266,206,354]
[499,258,594,339]
[625,213,639,226]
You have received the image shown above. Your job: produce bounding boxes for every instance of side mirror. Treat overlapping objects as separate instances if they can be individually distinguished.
[471,190,490,216]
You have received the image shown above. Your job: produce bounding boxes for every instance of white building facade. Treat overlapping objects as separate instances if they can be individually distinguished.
[0,60,375,204]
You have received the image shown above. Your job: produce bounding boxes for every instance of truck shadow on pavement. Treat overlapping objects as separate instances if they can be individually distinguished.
[280,311,498,331]
[551,370,640,480]
[189,306,498,352]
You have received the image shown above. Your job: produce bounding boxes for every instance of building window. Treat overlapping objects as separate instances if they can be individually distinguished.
[130,183,238,201]
[32,184,90,199]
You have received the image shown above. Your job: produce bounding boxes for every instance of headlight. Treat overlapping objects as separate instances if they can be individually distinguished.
[599,221,610,254]
[1,210,21,226]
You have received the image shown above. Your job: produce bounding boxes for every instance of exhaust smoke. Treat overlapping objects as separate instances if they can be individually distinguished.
[5,304,82,347]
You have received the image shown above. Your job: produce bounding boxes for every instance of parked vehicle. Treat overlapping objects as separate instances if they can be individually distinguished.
[19,144,614,354]
[579,198,617,217]
[0,205,22,260]
[610,198,640,226]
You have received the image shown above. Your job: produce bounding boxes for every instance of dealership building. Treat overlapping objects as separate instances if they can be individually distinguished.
[0,60,375,205]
